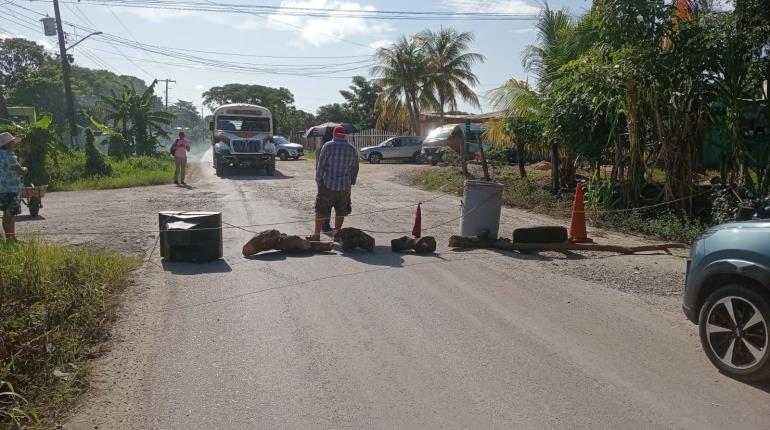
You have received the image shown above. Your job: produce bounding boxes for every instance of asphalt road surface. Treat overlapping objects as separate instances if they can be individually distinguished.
[61,152,769,429]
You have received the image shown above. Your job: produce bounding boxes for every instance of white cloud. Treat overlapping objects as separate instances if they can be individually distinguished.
[443,0,540,15]
[124,8,227,25]
[37,38,56,51]
[510,28,535,34]
[267,0,391,47]
[367,39,391,50]
[194,84,205,90]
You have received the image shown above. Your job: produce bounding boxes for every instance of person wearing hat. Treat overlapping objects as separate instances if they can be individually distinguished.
[310,125,358,241]
[0,132,28,241]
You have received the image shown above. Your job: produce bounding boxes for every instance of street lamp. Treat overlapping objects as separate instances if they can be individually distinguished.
[66,31,103,51]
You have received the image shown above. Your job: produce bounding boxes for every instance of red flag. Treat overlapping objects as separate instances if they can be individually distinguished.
[412,203,422,238]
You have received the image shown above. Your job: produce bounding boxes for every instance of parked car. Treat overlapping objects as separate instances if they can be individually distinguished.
[683,220,770,381]
[273,136,304,161]
[421,123,489,165]
[359,136,424,164]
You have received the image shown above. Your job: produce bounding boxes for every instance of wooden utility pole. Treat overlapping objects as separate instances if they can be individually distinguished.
[52,0,77,145]
[158,78,176,110]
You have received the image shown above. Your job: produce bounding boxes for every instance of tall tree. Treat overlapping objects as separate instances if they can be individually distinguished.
[371,36,436,134]
[339,75,381,128]
[0,38,51,118]
[417,28,485,118]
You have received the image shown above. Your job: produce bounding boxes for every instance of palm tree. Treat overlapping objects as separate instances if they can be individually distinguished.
[97,80,173,155]
[371,36,436,134]
[417,28,485,119]
[490,5,578,191]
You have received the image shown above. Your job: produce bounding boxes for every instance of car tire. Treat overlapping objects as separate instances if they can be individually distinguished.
[278,151,289,161]
[411,151,422,164]
[368,153,382,164]
[698,284,770,381]
[214,156,225,177]
[512,226,568,244]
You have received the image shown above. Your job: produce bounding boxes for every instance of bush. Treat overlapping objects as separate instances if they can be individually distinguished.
[0,241,139,426]
[84,128,112,177]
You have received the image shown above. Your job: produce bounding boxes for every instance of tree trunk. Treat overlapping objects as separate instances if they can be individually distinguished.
[625,80,644,206]
[478,141,491,181]
[0,87,9,119]
[550,141,560,193]
[516,141,527,178]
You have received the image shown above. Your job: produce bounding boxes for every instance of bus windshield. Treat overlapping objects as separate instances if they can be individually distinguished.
[216,115,271,133]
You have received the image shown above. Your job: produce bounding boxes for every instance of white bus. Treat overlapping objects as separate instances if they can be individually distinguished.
[210,103,276,176]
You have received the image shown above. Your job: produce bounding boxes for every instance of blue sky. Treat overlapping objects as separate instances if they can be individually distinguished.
[1,0,589,115]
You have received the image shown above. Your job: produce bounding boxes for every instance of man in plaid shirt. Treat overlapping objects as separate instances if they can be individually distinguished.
[310,125,359,241]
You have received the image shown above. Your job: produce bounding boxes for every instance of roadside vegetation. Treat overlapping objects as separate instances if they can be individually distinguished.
[0,241,139,428]
[411,158,705,243]
[49,152,174,191]
[377,1,769,241]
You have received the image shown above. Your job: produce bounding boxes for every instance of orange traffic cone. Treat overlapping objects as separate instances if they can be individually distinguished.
[569,182,592,243]
[412,203,422,238]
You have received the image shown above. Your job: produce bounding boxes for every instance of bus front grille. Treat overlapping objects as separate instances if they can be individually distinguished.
[232,140,260,153]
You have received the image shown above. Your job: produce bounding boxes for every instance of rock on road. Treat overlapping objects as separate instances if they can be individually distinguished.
[47,152,768,429]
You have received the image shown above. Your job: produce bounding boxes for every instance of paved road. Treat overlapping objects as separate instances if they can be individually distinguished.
[65,153,769,429]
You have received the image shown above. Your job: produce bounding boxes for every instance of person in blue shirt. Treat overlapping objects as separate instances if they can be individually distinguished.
[0,132,28,241]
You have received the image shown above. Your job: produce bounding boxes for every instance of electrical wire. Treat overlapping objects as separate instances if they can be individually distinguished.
[26,0,541,21]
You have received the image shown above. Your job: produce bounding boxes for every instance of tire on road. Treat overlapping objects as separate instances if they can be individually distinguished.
[368,153,382,164]
[698,284,770,381]
[278,151,289,161]
[214,156,225,177]
[512,226,568,244]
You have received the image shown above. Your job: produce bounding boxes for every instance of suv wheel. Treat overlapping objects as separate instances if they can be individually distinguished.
[368,153,382,164]
[698,284,770,381]
[411,151,422,164]
[278,150,289,161]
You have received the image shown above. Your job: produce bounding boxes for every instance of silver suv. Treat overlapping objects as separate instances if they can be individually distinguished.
[359,136,424,164]
[683,220,770,381]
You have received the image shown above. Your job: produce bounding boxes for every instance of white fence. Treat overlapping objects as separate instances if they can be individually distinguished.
[294,128,400,152]
[347,129,399,150]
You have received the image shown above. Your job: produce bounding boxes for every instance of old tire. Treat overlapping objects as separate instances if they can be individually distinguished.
[512,226,568,244]
[215,157,225,177]
[29,197,41,217]
[278,151,289,161]
[698,285,770,381]
[368,153,382,164]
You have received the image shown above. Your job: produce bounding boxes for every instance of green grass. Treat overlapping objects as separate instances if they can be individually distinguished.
[48,152,175,191]
[304,150,316,160]
[0,241,140,427]
[411,166,703,243]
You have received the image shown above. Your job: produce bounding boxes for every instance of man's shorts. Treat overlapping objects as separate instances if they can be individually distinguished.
[315,185,352,218]
[0,192,21,215]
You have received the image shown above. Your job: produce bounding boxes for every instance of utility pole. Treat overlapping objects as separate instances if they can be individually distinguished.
[158,78,176,110]
[52,0,77,145]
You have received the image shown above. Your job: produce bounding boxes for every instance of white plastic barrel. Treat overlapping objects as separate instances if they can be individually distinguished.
[459,180,504,238]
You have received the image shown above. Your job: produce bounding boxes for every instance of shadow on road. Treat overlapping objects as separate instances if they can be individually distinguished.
[17,215,47,222]
[243,250,335,261]
[341,245,406,267]
[220,169,294,180]
[162,259,233,275]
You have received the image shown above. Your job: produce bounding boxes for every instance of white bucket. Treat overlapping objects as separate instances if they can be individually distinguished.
[459,180,504,239]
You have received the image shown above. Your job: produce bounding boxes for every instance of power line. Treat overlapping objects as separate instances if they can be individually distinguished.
[28,0,541,20]
[9,2,378,58]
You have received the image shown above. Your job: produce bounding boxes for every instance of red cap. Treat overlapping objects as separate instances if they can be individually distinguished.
[333,125,347,140]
